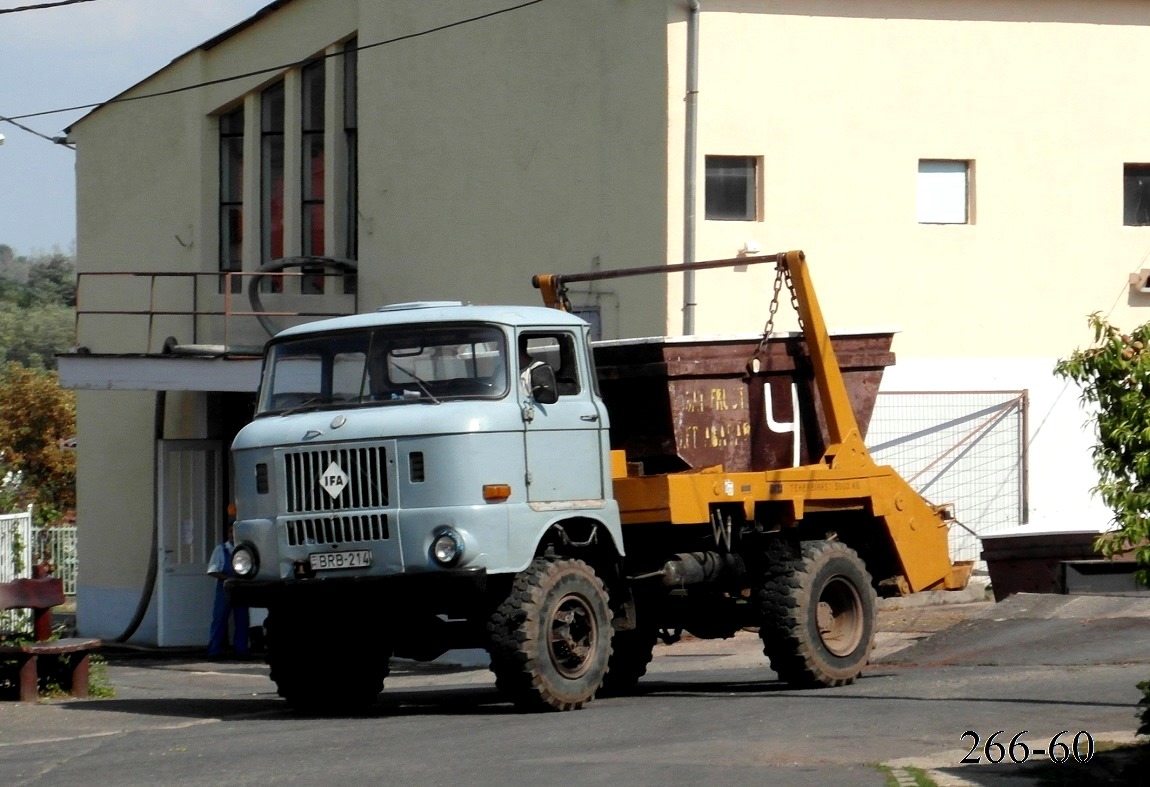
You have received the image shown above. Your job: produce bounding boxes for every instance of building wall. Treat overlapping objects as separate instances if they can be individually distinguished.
[68,0,671,641]
[666,1,1150,533]
[70,0,1150,638]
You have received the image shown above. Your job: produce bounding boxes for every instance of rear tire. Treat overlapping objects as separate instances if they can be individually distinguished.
[759,540,876,687]
[487,558,612,711]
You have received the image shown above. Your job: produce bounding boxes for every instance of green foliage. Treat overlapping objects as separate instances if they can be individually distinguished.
[0,246,75,371]
[0,363,76,525]
[1055,313,1150,580]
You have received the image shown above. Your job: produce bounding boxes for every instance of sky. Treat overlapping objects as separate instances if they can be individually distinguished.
[1,0,273,256]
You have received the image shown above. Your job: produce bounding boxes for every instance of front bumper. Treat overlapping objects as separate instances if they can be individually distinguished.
[225,565,488,609]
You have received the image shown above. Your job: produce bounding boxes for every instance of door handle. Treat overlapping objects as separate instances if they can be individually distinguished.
[580,414,599,422]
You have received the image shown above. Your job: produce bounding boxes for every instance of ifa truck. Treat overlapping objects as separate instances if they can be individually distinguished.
[227,250,968,711]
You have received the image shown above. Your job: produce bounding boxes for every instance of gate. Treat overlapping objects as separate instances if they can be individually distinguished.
[867,391,1028,563]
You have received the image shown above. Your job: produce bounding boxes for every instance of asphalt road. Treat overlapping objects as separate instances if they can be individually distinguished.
[2,592,1149,786]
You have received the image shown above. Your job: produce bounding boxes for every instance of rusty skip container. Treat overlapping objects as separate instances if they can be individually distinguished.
[592,331,895,474]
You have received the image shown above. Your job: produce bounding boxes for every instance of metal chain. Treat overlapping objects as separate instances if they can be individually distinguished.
[747,262,803,374]
[783,266,805,333]
[748,265,786,373]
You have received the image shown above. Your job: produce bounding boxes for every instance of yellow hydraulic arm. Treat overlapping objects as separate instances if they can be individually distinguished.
[534,251,968,593]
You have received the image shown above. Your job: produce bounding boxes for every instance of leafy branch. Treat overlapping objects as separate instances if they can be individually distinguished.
[1055,312,1150,580]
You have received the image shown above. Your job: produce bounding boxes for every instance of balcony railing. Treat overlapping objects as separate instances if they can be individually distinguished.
[73,267,359,354]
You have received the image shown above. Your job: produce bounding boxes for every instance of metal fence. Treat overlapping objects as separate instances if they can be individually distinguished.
[1,507,34,633]
[0,507,33,583]
[867,391,1028,563]
[39,526,78,596]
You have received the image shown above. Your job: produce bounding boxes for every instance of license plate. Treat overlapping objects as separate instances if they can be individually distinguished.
[309,549,373,571]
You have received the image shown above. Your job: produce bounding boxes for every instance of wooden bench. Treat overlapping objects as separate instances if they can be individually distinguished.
[0,577,102,702]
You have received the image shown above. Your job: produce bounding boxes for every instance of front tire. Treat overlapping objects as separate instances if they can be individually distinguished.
[759,540,877,687]
[487,558,613,711]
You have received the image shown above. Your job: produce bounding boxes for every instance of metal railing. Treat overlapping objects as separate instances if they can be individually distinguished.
[0,507,33,583]
[73,267,359,354]
[1,507,33,633]
[37,526,78,597]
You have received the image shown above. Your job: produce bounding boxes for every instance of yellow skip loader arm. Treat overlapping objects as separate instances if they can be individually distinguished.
[534,251,969,594]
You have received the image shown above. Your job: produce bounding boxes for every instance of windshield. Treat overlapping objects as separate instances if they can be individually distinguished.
[256,323,508,415]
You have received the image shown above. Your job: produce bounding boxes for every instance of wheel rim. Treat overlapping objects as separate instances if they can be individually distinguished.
[547,592,599,679]
[815,576,864,657]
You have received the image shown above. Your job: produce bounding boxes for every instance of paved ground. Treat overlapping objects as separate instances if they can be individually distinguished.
[4,586,1150,785]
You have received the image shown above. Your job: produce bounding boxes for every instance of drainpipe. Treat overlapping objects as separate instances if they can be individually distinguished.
[114,390,164,642]
[682,0,700,335]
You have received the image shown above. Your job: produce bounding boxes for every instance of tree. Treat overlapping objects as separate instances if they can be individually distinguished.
[0,362,76,525]
[25,252,76,308]
[1055,313,1150,579]
[0,248,75,370]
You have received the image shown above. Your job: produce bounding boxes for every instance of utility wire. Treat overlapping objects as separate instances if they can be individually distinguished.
[5,0,547,123]
[0,0,100,14]
[0,114,74,148]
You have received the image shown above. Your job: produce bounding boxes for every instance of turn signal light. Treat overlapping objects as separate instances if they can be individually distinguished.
[483,484,512,502]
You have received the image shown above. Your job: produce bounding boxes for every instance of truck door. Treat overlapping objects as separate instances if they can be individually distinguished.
[519,331,605,502]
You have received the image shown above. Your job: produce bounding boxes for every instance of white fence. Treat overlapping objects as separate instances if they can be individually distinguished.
[1,506,33,583]
[1,508,78,594]
[40,526,78,596]
[1,507,34,633]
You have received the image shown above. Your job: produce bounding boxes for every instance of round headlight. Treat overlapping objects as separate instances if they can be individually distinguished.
[431,531,462,566]
[231,544,258,578]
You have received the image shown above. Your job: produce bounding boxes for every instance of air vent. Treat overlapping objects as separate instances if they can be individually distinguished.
[255,463,269,494]
[409,451,425,483]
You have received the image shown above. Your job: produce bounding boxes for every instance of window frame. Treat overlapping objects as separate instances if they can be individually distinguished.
[217,106,244,294]
[917,159,972,225]
[1124,163,1150,226]
[704,155,760,222]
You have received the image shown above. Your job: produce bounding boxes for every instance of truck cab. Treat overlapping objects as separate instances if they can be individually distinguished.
[232,301,624,588]
[229,302,625,707]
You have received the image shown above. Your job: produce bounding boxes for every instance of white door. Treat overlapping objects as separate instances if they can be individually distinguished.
[156,440,222,647]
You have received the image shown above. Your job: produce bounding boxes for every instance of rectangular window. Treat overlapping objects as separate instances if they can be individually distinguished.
[917,160,970,224]
[705,155,758,221]
[520,333,582,397]
[218,107,244,294]
[344,39,359,292]
[1124,164,1150,226]
[301,60,326,294]
[261,82,286,281]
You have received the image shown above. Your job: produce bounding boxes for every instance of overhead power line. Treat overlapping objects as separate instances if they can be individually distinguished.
[5,0,547,123]
[0,0,100,14]
[0,114,74,148]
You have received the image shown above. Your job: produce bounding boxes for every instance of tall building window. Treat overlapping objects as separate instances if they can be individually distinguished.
[344,38,359,292]
[705,156,759,221]
[219,36,359,298]
[218,107,244,293]
[917,160,971,224]
[261,82,286,267]
[301,60,326,293]
[1124,164,1150,226]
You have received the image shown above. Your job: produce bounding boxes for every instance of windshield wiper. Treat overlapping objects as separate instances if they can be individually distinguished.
[389,363,441,404]
[277,395,331,414]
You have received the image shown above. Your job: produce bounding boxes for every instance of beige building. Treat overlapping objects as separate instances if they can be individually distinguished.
[60,0,1149,643]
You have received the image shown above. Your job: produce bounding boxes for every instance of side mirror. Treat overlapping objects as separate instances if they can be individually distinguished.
[530,364,559,404]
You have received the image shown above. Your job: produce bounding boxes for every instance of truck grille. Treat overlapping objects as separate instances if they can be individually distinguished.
[283,445,389,514]
[285,514,389,546]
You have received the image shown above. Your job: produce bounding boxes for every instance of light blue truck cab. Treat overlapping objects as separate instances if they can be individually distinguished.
[228,302,627,710]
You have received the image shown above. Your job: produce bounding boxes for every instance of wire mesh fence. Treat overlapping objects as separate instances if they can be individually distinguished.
[867,391,1028,563]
